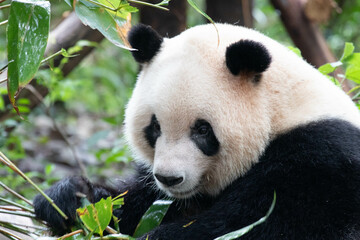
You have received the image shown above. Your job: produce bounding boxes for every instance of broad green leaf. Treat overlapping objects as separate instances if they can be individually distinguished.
[74,0,133,50]
[346,65,360,84]
[345,53,360,67]
[186,0,219,45]
[7,0,50,115]
[287,46,302,57]
[318,61,342,75]
[340,42,355,61]
[133,200,173,238]
[77,197,113,236]
[215,192,276,240]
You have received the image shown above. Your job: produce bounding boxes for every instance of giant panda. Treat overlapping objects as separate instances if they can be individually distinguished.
[34,24,360,239]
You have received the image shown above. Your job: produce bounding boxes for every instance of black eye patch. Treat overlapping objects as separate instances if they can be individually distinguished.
[190,119,220,156]
[144,115,161,148]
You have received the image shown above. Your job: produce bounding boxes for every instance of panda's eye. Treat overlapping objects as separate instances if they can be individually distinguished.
[153,119,161,132]
[191,119,220,156]
[197,125,210,135]
[144,115,161,148]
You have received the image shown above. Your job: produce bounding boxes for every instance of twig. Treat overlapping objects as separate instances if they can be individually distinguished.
[0,228,22,240]
[0,209,36,219]
[0,152,68,220]
[0,20,8,26]
[0,220,47,231]
[0,181,33,206]
[0,221,38,237]
[40,49,63,64]
[106,226,117,234]
[0,3,10,9]
[127,0,169,10]
[0,197,34,213]
[59,229,84,239]
[25,85,88,177]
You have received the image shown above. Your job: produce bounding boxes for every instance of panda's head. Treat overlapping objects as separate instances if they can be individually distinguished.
[124,24,360,199]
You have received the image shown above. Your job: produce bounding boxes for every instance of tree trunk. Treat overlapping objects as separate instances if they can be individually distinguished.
[206,0,253,27]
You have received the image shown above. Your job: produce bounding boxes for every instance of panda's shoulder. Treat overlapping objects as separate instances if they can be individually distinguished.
[253,118,360,193]
[264,118,360,167]
[234,118,360,196]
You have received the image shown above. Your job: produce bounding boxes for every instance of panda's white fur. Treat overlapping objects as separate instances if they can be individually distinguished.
[124,23,360,199]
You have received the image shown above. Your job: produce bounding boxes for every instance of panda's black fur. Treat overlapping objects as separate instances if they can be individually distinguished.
[34,25,360,239]
[34,119,360,239]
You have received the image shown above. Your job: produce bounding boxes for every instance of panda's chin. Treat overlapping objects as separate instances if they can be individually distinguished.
[166,186,200,199]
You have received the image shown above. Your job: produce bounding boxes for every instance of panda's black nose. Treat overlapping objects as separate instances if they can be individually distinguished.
[154,174,183,187]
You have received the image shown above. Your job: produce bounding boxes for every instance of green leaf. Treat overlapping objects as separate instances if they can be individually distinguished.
[287,46,302,57]
[340,42,355,61]
[215,192,276,240]
[77,197,113,236]
[74,0,132,50]
[345,53,360,67]
[7,0,50,115]
[133,199,173,238]
[318,61,342,75]
[346,65,360,84]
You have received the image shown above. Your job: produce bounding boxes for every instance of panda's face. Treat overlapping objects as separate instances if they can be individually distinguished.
[124,24,273,198]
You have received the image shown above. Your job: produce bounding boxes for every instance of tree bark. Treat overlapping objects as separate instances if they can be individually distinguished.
[139,0,187,37]
[206,0,253,27]
[0,12,104,121]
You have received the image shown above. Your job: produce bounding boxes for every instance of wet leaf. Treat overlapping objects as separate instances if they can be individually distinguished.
[7,0,50,115]
[133,200,173,238]
[77,197,113,236]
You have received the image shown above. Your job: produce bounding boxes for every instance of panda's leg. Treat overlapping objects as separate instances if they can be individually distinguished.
[33,166,158,236]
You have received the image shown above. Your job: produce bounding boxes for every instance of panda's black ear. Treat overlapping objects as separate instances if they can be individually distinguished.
[128,24,163,63]
[225,40,271,76]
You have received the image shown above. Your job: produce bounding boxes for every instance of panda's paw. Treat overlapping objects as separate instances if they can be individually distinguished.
[33,176,94,235]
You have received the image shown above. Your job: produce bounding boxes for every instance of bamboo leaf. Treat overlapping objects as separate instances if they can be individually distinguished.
[7,0,50,115]
[77,197,113,236]
[133,200,173,238]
